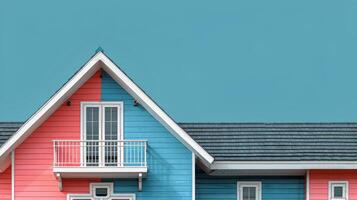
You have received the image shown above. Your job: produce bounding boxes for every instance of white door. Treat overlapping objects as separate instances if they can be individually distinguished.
[103,105,121,166]
[82,102,122,166]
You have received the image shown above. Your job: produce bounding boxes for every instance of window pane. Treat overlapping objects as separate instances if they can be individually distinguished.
[249,187,256,199]
[112,107,118,121]
[86,107,99,140]
[334,186,343,198]
[104,107,118,140]
[86,108,92,121]
[242,187,256,200]
[243,187,249,199]
[95,187,108,197]
[85,107,99,166]
[104,107,119,166]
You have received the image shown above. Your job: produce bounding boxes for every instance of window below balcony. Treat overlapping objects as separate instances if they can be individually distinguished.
[68,183,135,200]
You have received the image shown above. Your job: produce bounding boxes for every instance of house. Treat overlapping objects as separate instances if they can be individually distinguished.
[0,51,357,200]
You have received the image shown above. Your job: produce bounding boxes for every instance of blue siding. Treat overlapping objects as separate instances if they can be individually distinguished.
[196,171,304,200]
[101,72,192,200]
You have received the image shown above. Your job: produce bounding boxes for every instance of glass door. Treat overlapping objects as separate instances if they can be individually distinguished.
[84,106,100,166]
[103,106,121,166]
[82,103,122,167]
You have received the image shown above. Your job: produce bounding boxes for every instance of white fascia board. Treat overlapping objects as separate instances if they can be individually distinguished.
[98,52,214,164]
[53,167,148,173]
[54,167,147,178]
[212,161,357,170]
[0,53,101,160]
[0,52,214,165]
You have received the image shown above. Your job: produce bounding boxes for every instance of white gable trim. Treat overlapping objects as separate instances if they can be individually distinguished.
[0,51,214,165]
[98,53,213,164]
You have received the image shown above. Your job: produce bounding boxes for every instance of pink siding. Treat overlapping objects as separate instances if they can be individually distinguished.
[0,167,11,200]
[14,71,101,200]
[310,170,357,200]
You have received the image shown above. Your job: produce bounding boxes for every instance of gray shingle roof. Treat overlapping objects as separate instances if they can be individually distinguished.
[179,123,357,161]
[0,122,23,147]
[2,122,357,162]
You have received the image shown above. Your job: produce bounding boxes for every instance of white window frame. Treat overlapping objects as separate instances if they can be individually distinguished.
[237,181,262,200]
[80,102,124,167]
[92,183,110,198]
[329,181,348,200]
[68,182,135,200]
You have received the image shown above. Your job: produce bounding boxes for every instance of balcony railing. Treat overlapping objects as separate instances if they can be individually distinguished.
[53,140,147,168]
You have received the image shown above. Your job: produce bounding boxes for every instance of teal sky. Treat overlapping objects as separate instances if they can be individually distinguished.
[1,0,357,122]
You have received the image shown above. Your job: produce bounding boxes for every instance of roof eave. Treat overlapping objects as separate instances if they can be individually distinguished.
[211,160,357,170]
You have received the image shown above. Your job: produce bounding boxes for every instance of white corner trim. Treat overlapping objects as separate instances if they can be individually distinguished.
[212,161,357,170]
[192,152,196,200]
[306,170,310,200]
[0,51,214,165]
[11,151,15,200]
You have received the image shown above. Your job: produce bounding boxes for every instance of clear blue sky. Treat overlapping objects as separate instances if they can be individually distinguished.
[1,0,357,122]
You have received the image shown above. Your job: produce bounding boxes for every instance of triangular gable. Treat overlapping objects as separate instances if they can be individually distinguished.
[0,51,214,166]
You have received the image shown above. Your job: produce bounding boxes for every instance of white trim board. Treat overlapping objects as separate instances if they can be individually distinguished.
[0,51,214,165]
[306,170,310,200]
[212,161,357,170]
[192,153,196,200]
[67,182,136,200]
[11,151,15,200]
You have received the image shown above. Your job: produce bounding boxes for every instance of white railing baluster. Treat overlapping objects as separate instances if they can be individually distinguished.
[52,140,147,168]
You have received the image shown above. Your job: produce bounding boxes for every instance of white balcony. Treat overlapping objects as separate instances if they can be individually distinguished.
[53,140,147,179]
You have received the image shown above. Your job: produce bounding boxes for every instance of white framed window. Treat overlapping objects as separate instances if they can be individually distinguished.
[237,182,262,200]
[68,183,135,200]
[93,184,110,198]
[80,102,124,166]
[329,181,348,200]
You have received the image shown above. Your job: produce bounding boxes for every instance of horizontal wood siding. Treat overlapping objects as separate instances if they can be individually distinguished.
[14,71,101,200]
[101,72,192,200]
[0,166,11,200]
[196,171,304,200]
[310,170,357,200]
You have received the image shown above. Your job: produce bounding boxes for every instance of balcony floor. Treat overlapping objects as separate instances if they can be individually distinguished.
[53,166,147,178]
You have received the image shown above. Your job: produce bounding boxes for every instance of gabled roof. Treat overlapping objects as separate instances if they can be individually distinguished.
[0,51,214,165]
[0,122,22,146]
[180,123,357,162]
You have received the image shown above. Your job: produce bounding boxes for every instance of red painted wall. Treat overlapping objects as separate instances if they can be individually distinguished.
[310,170,357,200]
[0,166,11,200]
[14,71,101,200]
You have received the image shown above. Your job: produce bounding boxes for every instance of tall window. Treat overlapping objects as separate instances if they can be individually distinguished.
[329,181,348,200]
[81,102,123,166]
[237,182,261,200]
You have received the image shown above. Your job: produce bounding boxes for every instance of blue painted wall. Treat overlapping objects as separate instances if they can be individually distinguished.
[196,170,304,200]
[101,71,193,200]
